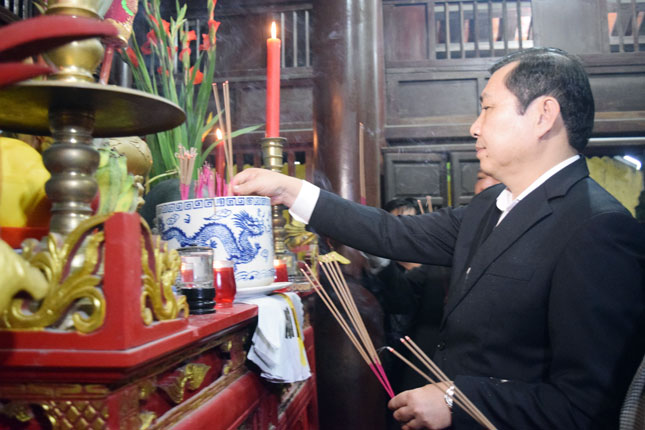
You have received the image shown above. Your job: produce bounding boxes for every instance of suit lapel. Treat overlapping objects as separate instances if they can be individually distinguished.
[442,158,590,321]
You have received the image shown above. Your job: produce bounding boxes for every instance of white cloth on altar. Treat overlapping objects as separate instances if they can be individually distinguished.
[236,292,311,383]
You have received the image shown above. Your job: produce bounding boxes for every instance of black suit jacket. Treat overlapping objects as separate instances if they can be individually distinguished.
[309,158,645,429]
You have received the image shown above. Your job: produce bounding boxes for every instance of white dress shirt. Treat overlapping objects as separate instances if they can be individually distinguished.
[495,155,579,225]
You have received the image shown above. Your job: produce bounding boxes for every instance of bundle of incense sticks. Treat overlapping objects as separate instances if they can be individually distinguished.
[194,162,213,198]
[176,145,197,200]
[416,195,433,214]
[387,337,497,430]
[211,82,235,194]
[301,259,394,398]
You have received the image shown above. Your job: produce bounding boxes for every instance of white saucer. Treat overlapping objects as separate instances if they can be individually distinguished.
[236,282,292,298]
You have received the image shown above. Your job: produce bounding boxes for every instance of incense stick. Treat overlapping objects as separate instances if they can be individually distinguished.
[176,145,196,200]
[211,83,226,139]
[385,347,482,424]
[212,83,231,196]
[222,81,234,188]
[426,195,433,213]
[358,122,366,205]
[301,262,394,398]
[417,199,425,214]
[300,266,390,392]
[397,337,497,430]
[320,259,394,396]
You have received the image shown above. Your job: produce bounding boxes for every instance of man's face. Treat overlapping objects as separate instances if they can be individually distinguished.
[390,207,416,217]
[474,169,500,195]
[469,62,535,181]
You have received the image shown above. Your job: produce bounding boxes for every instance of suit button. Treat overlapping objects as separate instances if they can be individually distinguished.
[437,341,446,351]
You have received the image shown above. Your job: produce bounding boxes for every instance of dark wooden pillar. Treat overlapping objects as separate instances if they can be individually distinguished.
[312,0,385,206]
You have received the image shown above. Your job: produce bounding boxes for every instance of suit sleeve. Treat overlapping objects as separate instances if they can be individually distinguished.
[452,211,645,430]
[309,190,463,266]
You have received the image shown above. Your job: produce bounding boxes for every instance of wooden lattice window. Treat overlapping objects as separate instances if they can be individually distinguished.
[433,0,533,59]
[384,0,533,62]
[607,0,645,53]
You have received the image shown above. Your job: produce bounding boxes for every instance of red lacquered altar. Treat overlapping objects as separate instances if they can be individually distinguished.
[0,213,318,430]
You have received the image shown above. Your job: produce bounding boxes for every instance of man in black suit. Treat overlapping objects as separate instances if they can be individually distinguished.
[231,48,645,429]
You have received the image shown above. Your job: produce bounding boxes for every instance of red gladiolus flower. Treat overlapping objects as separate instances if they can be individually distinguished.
[200,33,211,51]
[157,66,170,77]
[141,29,157,55]
[125,47,139,67]
[149,16,171,35]
[186,30,197,43]
[162,19,171,34]
[141,40,152,55]
[209,19,220,33]
[189,66,203,84]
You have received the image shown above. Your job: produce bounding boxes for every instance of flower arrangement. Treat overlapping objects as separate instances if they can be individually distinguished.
[121,0,258,187]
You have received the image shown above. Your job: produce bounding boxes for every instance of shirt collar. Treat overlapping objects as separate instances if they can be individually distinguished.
[496,154,580,213]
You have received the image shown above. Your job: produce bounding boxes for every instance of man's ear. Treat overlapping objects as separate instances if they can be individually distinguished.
[534,96,561,139]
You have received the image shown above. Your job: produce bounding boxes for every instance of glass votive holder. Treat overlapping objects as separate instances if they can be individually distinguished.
[213,260,236,308]
[274,258,289,282]
[177,246,215,315]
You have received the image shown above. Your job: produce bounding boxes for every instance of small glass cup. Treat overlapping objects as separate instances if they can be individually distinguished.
[180,261,195,287]
[177,246,215,314]
[274,258,289,282]
[213,260,237,308]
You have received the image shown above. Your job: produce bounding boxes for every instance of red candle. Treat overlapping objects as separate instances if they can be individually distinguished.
[274,259,288,282]
[213,261,237,308]
[266,22,281,137]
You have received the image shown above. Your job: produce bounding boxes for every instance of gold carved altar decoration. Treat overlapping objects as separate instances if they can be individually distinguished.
[140,220,189,325]
[159,363,212,404]
[0,215,188,332]
[0,215,110,332]
[39,398,110,430]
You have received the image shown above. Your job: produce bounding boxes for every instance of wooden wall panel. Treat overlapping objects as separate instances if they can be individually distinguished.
[590,73,645,112]
[384,152,446,205]
[383,3,429,62]
[236,83,313,129]
[395,78,479,118]
[451,151,479,206]
[215,14,267,72]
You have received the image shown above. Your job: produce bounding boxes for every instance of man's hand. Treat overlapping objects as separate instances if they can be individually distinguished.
[388,383,453,430]
[231,168,303,208]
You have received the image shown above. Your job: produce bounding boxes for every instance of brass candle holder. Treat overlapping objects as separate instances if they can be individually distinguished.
[260,137,288,260]
[43,0,105,83]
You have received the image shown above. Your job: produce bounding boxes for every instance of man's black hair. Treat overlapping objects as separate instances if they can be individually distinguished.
[383,197,420,215]
[490,47,595,152]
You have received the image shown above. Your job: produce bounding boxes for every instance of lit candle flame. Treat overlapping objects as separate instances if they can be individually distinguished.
[271,21,277,39]
[215,128,223,140]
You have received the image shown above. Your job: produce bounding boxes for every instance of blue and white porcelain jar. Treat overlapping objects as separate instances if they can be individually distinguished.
[156,196,274,288]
